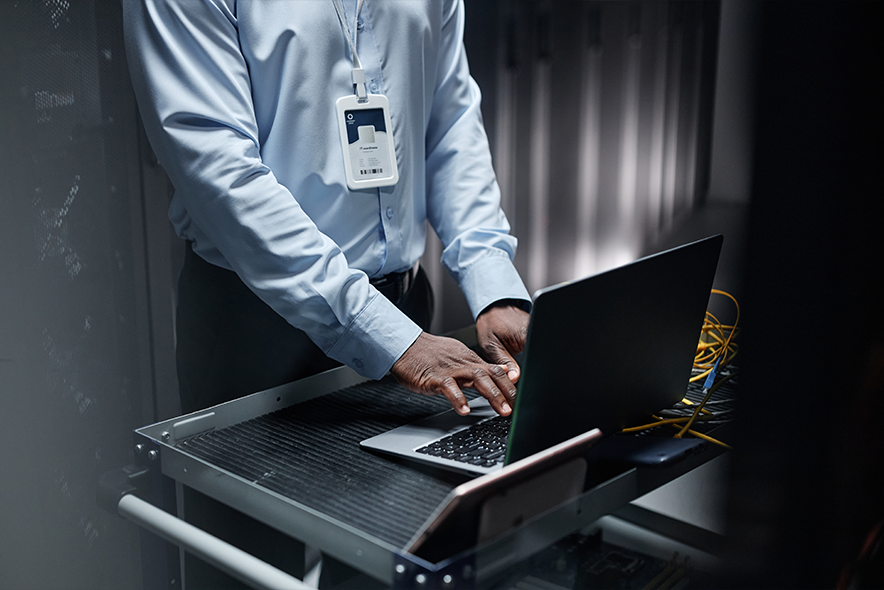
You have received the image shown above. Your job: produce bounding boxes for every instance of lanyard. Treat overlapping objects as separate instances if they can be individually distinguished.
[332,0,368,100]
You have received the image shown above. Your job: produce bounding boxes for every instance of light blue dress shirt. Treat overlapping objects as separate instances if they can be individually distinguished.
[123,0,530,379]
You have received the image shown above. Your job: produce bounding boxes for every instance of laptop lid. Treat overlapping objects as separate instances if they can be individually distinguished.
[506,234,723,462]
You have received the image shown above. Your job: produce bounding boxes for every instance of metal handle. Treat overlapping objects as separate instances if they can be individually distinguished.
[117,494,314,590]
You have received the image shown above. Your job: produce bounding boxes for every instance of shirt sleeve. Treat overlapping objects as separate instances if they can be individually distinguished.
[425,0,532,318]
[122,0,421,379]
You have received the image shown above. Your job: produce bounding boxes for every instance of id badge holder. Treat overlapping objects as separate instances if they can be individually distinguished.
[336,94,399,190]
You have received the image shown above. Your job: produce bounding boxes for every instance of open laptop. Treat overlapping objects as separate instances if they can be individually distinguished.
[361,235,723,475]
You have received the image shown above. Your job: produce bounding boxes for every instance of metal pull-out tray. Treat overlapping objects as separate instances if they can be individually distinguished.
[132,365,728,587]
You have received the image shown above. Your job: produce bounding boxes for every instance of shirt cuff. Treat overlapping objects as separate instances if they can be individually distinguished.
[457,254,532,320]
[326,290,423,380]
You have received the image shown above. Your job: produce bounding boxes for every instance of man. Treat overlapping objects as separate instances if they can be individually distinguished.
[123,0,530,416]
[124,3,530,584]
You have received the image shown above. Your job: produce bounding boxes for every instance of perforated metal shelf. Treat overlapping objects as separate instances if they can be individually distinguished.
[174,378,471,548]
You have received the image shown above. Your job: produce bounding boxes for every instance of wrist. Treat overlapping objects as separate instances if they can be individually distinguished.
[479,298,531,317]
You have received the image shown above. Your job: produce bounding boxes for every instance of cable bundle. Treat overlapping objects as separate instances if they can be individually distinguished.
[621,289,740,448]
[691,289,740,386]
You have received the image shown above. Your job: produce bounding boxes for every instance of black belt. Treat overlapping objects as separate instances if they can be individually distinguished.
[369,263,419,305]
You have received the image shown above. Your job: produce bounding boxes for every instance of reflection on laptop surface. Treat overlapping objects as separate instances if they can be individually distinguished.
[360,235,723,475]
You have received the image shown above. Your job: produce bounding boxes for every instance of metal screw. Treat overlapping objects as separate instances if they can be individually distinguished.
[395,564,406,576]
[442,574,454,588]
[148,450,159,461]
[415,573,427,586]
[135,444,144,455]
[161,431,171,442]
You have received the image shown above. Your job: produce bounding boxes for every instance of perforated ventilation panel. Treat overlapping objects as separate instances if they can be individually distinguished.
[0,1,150,588]
[175,378,470,548]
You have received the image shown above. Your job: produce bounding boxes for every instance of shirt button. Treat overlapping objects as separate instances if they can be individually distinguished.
[385,207,394,219]
[356,18,364,31]
[370,81,379,93]
[352,358,364,370]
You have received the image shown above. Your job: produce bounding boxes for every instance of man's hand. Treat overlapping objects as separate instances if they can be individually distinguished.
[390,332,517,416]
[476,300,530,383]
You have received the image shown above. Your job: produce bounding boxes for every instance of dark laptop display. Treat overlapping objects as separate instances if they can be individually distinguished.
[361,235,723,475]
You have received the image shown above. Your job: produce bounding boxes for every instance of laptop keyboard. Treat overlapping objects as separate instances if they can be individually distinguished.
[415,415,512,468]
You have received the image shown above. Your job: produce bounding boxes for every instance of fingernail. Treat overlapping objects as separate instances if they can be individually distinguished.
[508,369,518,381]
[501,402,512,414]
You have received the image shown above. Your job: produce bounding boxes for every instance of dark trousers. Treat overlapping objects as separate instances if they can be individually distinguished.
[176,242,433,413]
[175,242,433,588]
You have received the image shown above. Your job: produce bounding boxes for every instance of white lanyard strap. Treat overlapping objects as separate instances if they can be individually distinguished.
[332,0,367,100]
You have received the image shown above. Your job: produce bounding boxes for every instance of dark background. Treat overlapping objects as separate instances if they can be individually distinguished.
[1,1,881,588]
